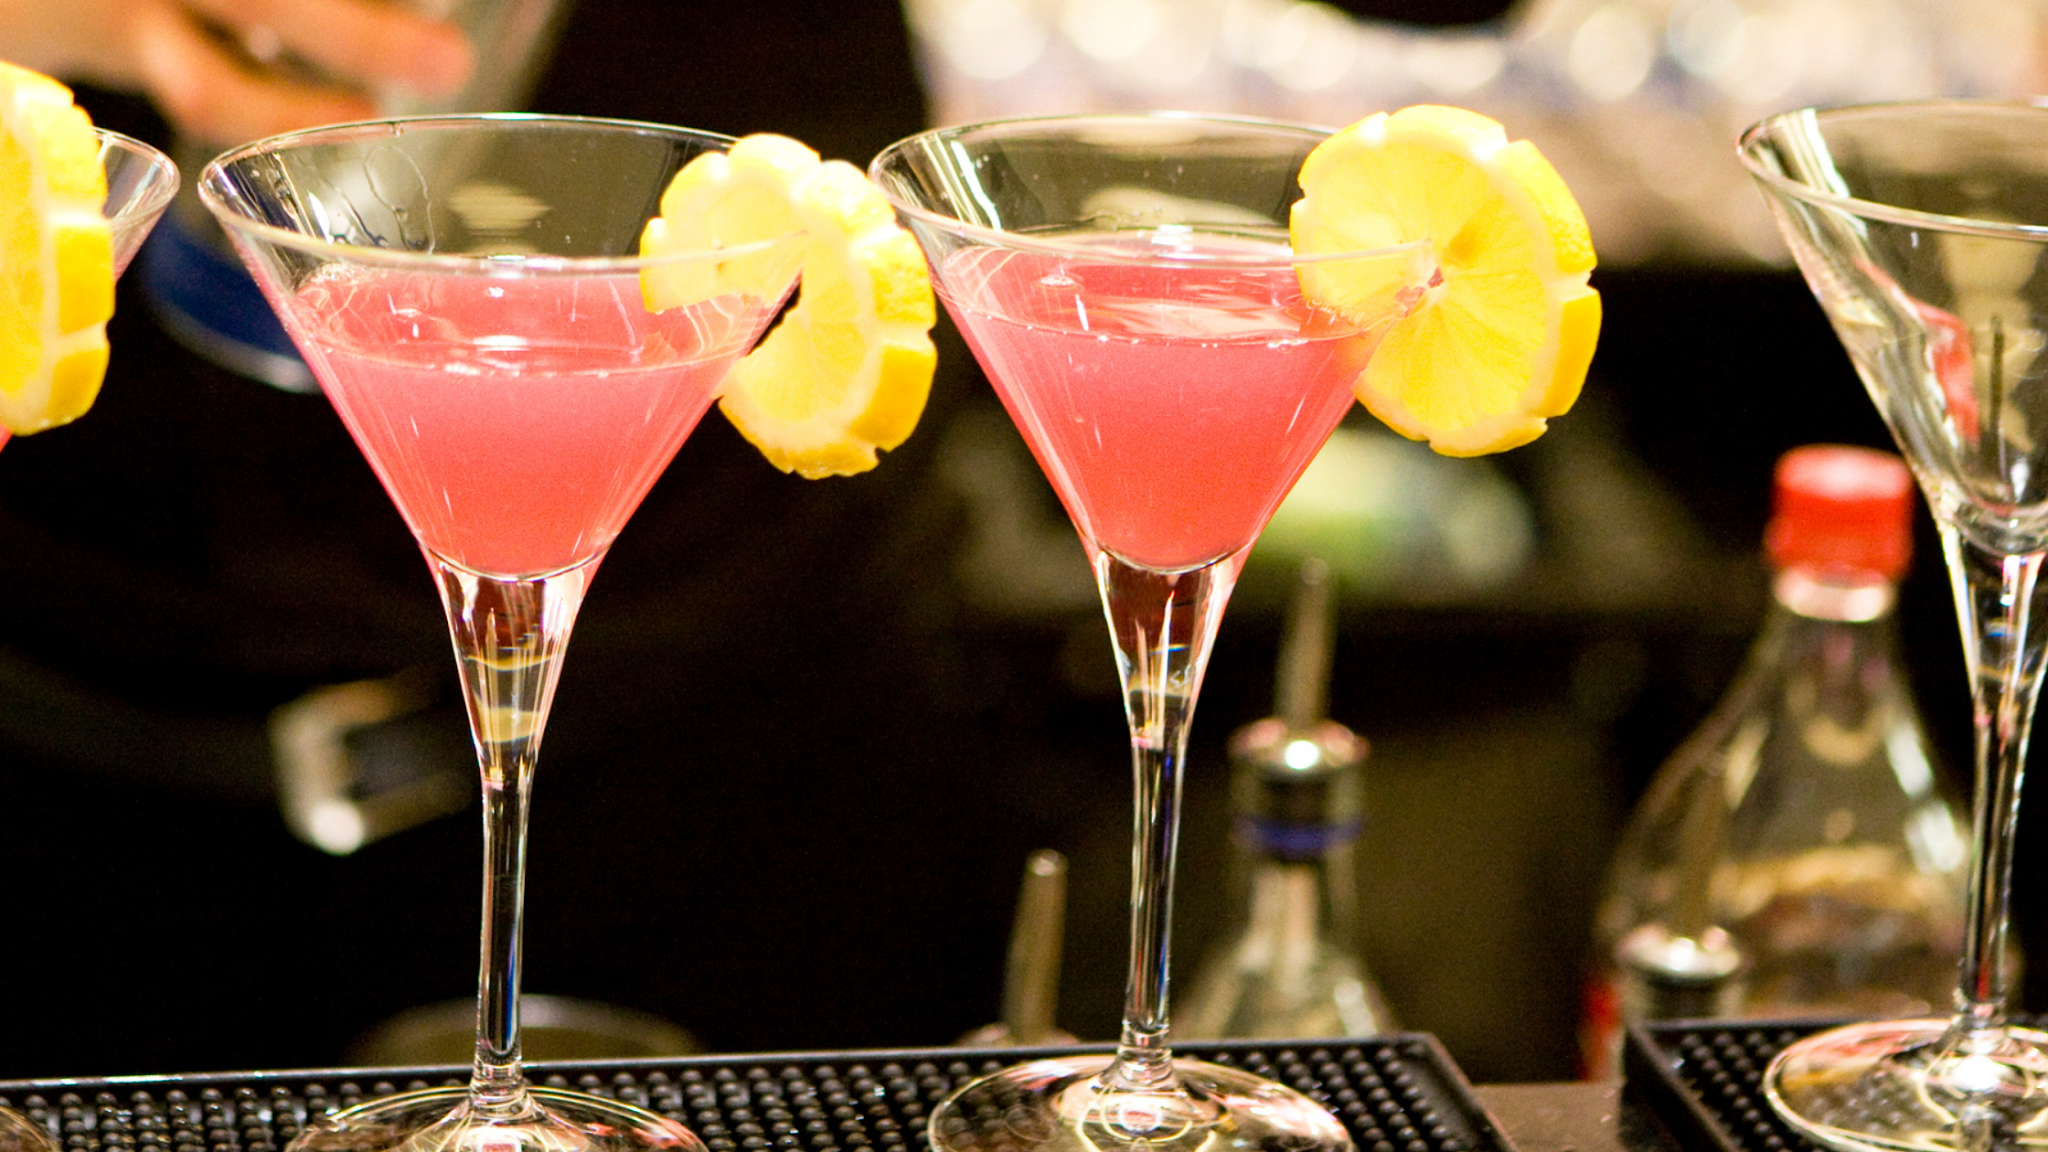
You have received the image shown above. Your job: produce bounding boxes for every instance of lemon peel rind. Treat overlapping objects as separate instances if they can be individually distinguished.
[1292,104,1599,458]
[0,63,111,436]
[716,204,938,478]
[640,134,936,479]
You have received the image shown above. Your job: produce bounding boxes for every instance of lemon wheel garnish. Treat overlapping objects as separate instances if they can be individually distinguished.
[640,134,936,478]
[0,62,112,437]
[1292,104,1599,457]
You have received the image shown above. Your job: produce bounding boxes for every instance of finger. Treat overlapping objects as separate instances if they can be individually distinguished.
[131,0,379,143]
[0,0,153,90]
[179,0,474,98]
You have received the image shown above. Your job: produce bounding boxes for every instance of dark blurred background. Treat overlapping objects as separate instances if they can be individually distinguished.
[0,0,2016,1088]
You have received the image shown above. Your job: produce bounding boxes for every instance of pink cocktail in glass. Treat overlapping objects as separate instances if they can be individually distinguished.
[943,244,1373,572]
[873,113,1416,1152]
[202,115,800,1152]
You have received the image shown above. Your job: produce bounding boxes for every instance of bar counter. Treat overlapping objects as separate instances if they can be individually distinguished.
[1479,1082,1679,1152]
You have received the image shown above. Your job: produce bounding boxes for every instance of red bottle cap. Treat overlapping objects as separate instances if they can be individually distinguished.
[1764,444,1915,581]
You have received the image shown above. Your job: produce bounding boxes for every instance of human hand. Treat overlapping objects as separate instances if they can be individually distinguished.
[0,0,474,143]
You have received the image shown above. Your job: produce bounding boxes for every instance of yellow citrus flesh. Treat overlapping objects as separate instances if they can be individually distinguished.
[0,62,112,437]
[640,134,935,478]
[1292,104,1599,457]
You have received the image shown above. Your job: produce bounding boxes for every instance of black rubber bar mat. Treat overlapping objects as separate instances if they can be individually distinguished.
[0,1038,1514,1152]
[1623,1019,1834,1152]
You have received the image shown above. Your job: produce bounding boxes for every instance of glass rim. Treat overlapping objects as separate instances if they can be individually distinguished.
[868,110,1427,268]
[196,111,801,276]
[1738,98,2048,242]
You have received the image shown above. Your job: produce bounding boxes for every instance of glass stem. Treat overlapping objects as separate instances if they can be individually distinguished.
[430,552,597,1116]
[1939,531,2047,1037]
[1092,550,1239,1093]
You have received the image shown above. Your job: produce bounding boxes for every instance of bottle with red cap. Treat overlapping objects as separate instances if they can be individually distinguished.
[1578,444,1969,1078]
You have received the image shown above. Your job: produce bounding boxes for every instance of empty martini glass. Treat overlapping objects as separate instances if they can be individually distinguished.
[0,125,175,1152]
[200,115,801,1152]
[0,128,177,455]
[98,130,180,276]
[871,113,1419,1152]
[1741,101,2048,1152]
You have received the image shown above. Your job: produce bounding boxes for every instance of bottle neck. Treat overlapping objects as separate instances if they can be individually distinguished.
[1772,565,1897,623]
[1232,769,1361,946]
[1237,812,1363,861]
[1751,565,1906,709]
[1239,846,1357,952]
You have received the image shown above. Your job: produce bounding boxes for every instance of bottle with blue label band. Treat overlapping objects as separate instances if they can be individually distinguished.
[1178,559,1396,1040]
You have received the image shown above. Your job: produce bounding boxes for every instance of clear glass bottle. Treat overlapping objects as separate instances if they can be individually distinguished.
[1179,560,1396,1040]
[1580,444,1970,1077]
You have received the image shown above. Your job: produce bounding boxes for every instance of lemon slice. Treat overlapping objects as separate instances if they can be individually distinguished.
[1292,104,1599,457]
[0,62,112,437]
[641,134,935,478]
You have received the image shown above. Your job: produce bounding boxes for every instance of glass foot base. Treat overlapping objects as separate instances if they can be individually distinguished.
[0,1106,59,1152]
[287,1085,703,1152]
[1765,1018,2048,1152]
[928,1054,1353,1152]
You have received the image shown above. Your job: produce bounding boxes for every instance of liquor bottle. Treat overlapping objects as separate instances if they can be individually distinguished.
[1580,444,1970,1077]
[1178,559,1395,1040]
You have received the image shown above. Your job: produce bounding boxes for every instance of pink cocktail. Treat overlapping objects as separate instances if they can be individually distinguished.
[943,245,1372,572]
[291,270,768,576]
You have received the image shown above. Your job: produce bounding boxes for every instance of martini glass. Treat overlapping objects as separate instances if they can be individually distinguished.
[199,115,801,1152]
[0,128,177,455]
[0,125,174,1152]
[1740,101,2048,1152]
[98,130,180,276]
[871,114,1418,1152]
